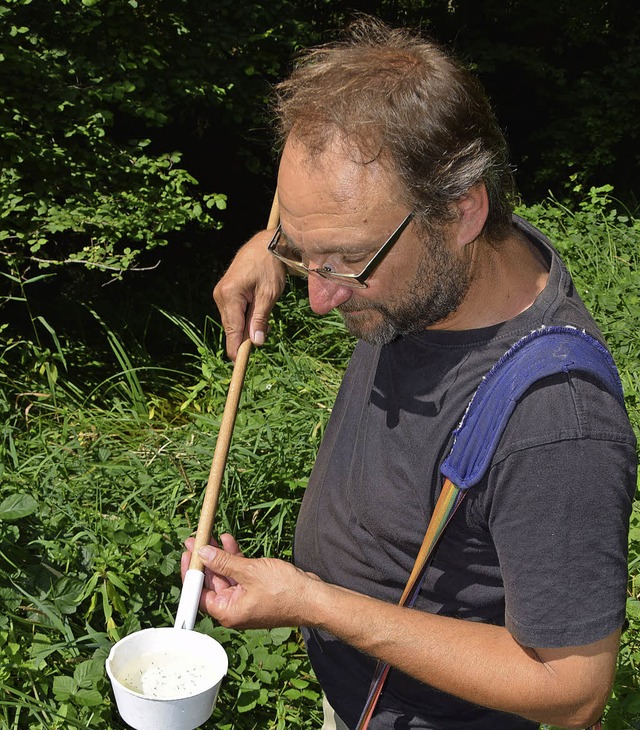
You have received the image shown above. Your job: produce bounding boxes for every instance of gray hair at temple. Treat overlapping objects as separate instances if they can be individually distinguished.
[274,18,515,241]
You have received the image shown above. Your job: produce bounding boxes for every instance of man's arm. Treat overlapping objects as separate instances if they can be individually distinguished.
[310,580,618,729]
[189,539,619,729]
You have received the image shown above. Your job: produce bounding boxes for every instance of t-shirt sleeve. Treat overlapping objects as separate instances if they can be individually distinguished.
[483,372,636,648]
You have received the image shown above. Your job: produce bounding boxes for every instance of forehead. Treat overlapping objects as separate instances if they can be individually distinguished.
[277,136,402,228]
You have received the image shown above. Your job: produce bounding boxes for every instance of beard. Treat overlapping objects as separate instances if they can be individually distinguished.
[338,231,471,346]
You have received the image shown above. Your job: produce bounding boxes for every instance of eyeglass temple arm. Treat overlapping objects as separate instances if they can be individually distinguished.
[355,211,414,283]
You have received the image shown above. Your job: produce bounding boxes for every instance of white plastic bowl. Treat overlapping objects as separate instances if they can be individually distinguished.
[106,627,228,730]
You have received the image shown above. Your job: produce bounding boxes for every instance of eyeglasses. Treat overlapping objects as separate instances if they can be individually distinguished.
[267,211,414,289]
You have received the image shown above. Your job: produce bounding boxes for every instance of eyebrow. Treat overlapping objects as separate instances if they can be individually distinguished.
[279,228,302,252]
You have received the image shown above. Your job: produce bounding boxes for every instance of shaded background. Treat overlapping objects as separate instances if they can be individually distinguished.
[1,0,638,361]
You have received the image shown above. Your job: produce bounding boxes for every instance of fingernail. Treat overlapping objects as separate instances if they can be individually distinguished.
[198,546,216,561]
[253,330,265,346]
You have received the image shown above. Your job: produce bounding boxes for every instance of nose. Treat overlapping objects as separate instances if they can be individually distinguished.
[307,274,354,315]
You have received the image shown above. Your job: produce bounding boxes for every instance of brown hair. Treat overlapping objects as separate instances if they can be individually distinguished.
[274,18,515,240]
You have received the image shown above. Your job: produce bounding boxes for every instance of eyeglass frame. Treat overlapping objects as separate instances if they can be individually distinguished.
[267,210,414,289]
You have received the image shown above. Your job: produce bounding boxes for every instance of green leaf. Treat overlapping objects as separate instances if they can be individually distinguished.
[76,688,104,707]
[250,646,287,672]
[626,598,640,623]
[52,675,78,701]
[289,677,309,689]
[105,570,130,594]
[0,493,38,521]
[237,680,261,712]
[74,658,104,688]
[268,627,292,646]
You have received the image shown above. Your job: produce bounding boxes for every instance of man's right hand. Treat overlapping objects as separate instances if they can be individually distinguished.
[213,230,287,360]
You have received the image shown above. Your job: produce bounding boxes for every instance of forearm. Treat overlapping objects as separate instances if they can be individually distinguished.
[194,545,615,728]
[304,580,614,728]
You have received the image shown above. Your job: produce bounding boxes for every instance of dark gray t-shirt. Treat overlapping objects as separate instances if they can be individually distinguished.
[293,217,637,729]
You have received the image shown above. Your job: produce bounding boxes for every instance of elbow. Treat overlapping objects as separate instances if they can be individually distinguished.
[560,710,604,730]
[525,630,619,729]
[570,694,608,729]
[538,690,608,729]
[556,711,603,730]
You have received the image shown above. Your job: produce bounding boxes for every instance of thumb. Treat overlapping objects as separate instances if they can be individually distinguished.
[248,304,273,347]
[198,545,243,581]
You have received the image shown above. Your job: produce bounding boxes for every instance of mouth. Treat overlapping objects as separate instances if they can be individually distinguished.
[341,308,365,315]
[339,301,373,315]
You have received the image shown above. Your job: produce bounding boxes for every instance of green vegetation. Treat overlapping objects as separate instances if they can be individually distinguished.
[517,188,640,729]
[1,2,639,726]
[1,188,639,728]
[0,281,349,728]
[1,0,639,294]
[0,0,310,283]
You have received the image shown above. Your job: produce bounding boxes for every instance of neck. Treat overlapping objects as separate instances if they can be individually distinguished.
[430,228,550,331]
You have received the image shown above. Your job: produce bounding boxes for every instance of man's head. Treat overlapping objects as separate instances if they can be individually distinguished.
[273,18,515,345]
[274,17,514,242]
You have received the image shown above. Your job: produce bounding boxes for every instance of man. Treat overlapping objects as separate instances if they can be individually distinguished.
[183,18,636,730]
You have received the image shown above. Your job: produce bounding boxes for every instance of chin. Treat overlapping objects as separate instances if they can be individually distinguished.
[341,311,398,346]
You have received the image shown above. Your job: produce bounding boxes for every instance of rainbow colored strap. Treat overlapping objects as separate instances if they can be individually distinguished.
[354,477,464,730]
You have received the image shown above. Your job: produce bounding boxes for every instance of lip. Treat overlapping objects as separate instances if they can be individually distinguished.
[340,308,367,316]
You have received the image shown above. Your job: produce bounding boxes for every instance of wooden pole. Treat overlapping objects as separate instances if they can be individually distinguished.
[188,191,280,570]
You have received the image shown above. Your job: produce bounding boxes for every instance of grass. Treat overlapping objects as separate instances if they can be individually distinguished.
[0,187,638,729]
[0,285,346,730]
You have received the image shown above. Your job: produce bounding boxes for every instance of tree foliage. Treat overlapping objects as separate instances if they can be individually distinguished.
[0,0,309,283]
[0,0,207,276]
[434,0,640,203]
[1,0,637,293]
[301,0,640,203]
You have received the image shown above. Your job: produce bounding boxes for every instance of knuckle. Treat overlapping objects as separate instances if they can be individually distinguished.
[212,281,231,305]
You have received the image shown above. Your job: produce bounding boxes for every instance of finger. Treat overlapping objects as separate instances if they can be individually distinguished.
[203,584,241,619]
[206,573,234,593]
[247,276,285,349]
[212,535,242,586]
[198,545,243,584]
[246,301,270,348]
[219,533,243,556]
[180,550,190,580]
[183,536,228,588]
[184,535,220,551]
[213,287,250,362]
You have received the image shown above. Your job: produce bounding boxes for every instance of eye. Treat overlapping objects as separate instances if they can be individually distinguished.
[320,262,337,274]
[341,253,367,266]
[279,240,303,263]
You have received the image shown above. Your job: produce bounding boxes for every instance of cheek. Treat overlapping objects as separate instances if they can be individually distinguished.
[364,265,414,307]
[378,242,423,288]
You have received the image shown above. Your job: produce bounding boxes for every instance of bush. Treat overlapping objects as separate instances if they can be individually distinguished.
[517,186,640,729]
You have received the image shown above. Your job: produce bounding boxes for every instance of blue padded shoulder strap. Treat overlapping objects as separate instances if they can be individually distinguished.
[440,326,625,490]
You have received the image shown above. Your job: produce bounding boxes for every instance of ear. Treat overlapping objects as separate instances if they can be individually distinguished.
[452,183,489,249]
